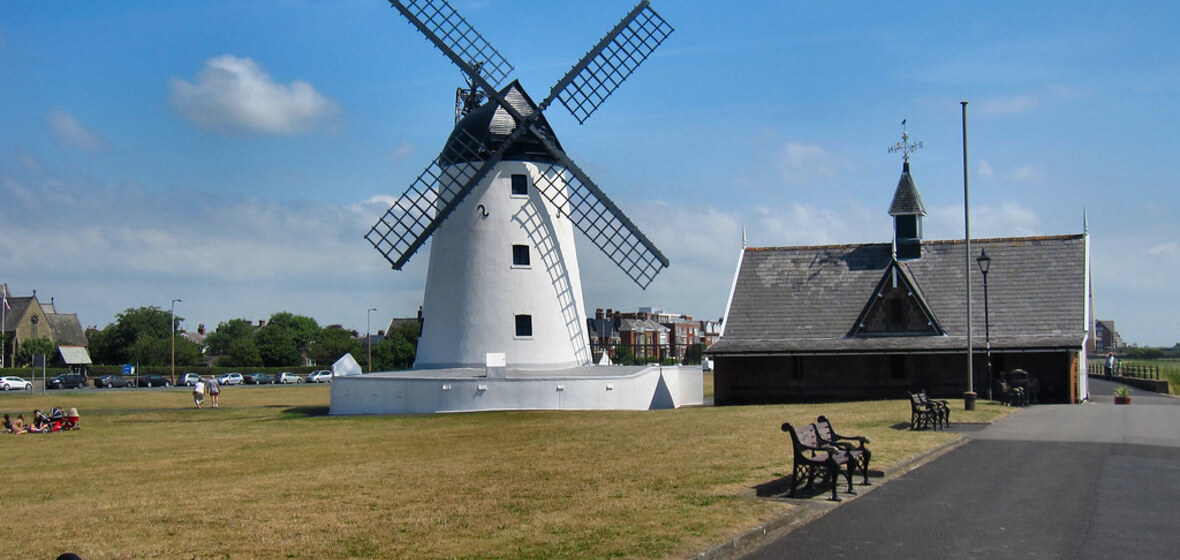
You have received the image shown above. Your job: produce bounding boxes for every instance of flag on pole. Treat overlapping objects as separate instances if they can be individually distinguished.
[2,286,9,310]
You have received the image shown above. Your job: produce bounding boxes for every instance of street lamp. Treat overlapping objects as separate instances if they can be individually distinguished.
[367,307,377,373]
[976,250,992,401]
[171,299,182,385]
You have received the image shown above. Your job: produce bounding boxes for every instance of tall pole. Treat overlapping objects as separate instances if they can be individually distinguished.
[962,101,975,410]
[171,299,182,384]
[982,262,992,401]
[367,307,377,373]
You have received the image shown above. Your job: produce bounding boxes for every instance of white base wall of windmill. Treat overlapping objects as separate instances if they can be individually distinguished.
[414,161,590,370]
[328,365,704,415]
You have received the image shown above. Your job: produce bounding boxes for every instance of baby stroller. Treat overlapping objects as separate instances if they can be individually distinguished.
[48,407,78,431]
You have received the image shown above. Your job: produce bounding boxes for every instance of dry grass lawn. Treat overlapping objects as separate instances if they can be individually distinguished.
[1,384,1012,559]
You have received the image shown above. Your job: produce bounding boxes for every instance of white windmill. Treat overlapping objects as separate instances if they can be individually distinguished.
[366,0,673,371]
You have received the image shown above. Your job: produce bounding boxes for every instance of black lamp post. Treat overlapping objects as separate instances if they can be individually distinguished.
[976,249,992,401]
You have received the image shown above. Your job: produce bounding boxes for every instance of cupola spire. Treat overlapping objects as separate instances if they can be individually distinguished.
[888,120,926,260]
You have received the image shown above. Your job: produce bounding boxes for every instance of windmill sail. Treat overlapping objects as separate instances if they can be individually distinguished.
[544,1,674,124]
[373,0,673,288]
[387,0,514,89]
[533,162,668,289]
[366,129,493,270]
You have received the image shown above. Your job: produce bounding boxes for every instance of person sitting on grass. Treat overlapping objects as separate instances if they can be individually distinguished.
[33,409,50,432]
[11,414,29,434]
[3,413,13,434]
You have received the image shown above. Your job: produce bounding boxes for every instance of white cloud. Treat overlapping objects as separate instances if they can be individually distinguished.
[48,109,108,152]
[976,94,1040,115]
[170,55,340,135]
[977,158,994,178]
[0,169,426,333]
[776,142,853,186]
[1009,165,1042,181]
[926,201,1042,239]
[388,141,417,164]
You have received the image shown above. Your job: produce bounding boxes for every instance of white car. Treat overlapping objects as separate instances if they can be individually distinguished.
[0,376,32,391]
[217,372,244,386]
[277,372,303,384]
[307,370,333,383]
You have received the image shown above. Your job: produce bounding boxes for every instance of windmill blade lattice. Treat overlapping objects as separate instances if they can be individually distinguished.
[533,163,668,289]
[549,1,674,124]
[388,0,514,88]
[366,129,493,270]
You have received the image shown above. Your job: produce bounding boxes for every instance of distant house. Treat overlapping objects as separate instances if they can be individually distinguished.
[707,161,1092,405]
[1092,320,1123,353]
[1,286,89,368]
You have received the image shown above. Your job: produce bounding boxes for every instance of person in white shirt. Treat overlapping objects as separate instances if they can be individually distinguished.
[193,379,206,408]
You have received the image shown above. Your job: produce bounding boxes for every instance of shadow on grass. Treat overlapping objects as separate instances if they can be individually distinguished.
[283,405,330,417]
[755,471,883,498]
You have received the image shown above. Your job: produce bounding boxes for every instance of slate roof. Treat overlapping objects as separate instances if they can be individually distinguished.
[1,296,36,332]
[709,234,1087,355]
[888,162,927,216]
[47,313,87,346]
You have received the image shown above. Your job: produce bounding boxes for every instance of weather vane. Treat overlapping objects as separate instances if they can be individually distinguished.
[889,118,923,163]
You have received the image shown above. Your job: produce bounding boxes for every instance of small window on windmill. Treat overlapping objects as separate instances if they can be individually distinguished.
[512,244,531,267]
[515,314,533,338]
[511,174,528,196]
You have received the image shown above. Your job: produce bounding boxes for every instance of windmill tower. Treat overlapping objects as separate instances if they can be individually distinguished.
[366,0,673,370]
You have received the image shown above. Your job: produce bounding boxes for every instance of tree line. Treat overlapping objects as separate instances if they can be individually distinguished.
[57,306,420,370]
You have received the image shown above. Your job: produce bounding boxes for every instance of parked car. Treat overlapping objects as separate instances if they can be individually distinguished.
[179,373,202,386]
[0,376,32,391]
[95,374,132,389]
[217,372,244,386]
[48,373,87,390]
[244,372,274,385]
[138,374,171,388]
[307,370,333,383]
[276,372,303,384]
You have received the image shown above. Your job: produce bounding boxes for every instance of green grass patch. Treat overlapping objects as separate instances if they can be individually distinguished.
[1,385,1011,559]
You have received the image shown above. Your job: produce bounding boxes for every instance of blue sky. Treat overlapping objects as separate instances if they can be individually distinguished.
[2,1,1177,347]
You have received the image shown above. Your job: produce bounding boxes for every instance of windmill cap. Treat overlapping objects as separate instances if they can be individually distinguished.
[440,81,564,166]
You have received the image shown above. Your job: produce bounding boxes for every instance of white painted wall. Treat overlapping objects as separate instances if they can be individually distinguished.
[415,162,590,370]
[329,366,704,415]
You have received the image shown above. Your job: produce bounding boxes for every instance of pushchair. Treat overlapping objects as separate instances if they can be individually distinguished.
[48,407,79,431]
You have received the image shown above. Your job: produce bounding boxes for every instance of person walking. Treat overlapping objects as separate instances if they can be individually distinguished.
[207,375,220,408]
[1104,352,1116,379]
[193,378,206,408]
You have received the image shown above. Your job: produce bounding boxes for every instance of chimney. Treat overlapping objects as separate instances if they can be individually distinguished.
[258,319,266,327]
[595,308,604,320]
[198,324,206,335]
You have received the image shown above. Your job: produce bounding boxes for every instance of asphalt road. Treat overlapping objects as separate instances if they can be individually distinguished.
[740,377,1180,560]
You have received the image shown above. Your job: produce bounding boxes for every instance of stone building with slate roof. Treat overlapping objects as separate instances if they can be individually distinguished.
[707,162,1091,405]
[1,285,89,368]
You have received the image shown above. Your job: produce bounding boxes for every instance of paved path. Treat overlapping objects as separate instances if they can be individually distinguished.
[739,378,1180,560]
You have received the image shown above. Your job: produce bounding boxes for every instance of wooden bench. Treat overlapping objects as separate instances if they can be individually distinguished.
[907,391,943,430]
[916,390,950,427]
[814,415,872,487]
[781,421,856,501]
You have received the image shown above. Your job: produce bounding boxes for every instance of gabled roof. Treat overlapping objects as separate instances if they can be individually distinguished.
[709,234,1087,355]
[46,313,87,346]
[888,162,927,216]
[1,296,37,331]
[848,260,944,337]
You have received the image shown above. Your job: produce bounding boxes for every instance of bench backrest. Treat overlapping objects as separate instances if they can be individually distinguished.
[814,415,835,443]
[781,422,822,458]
